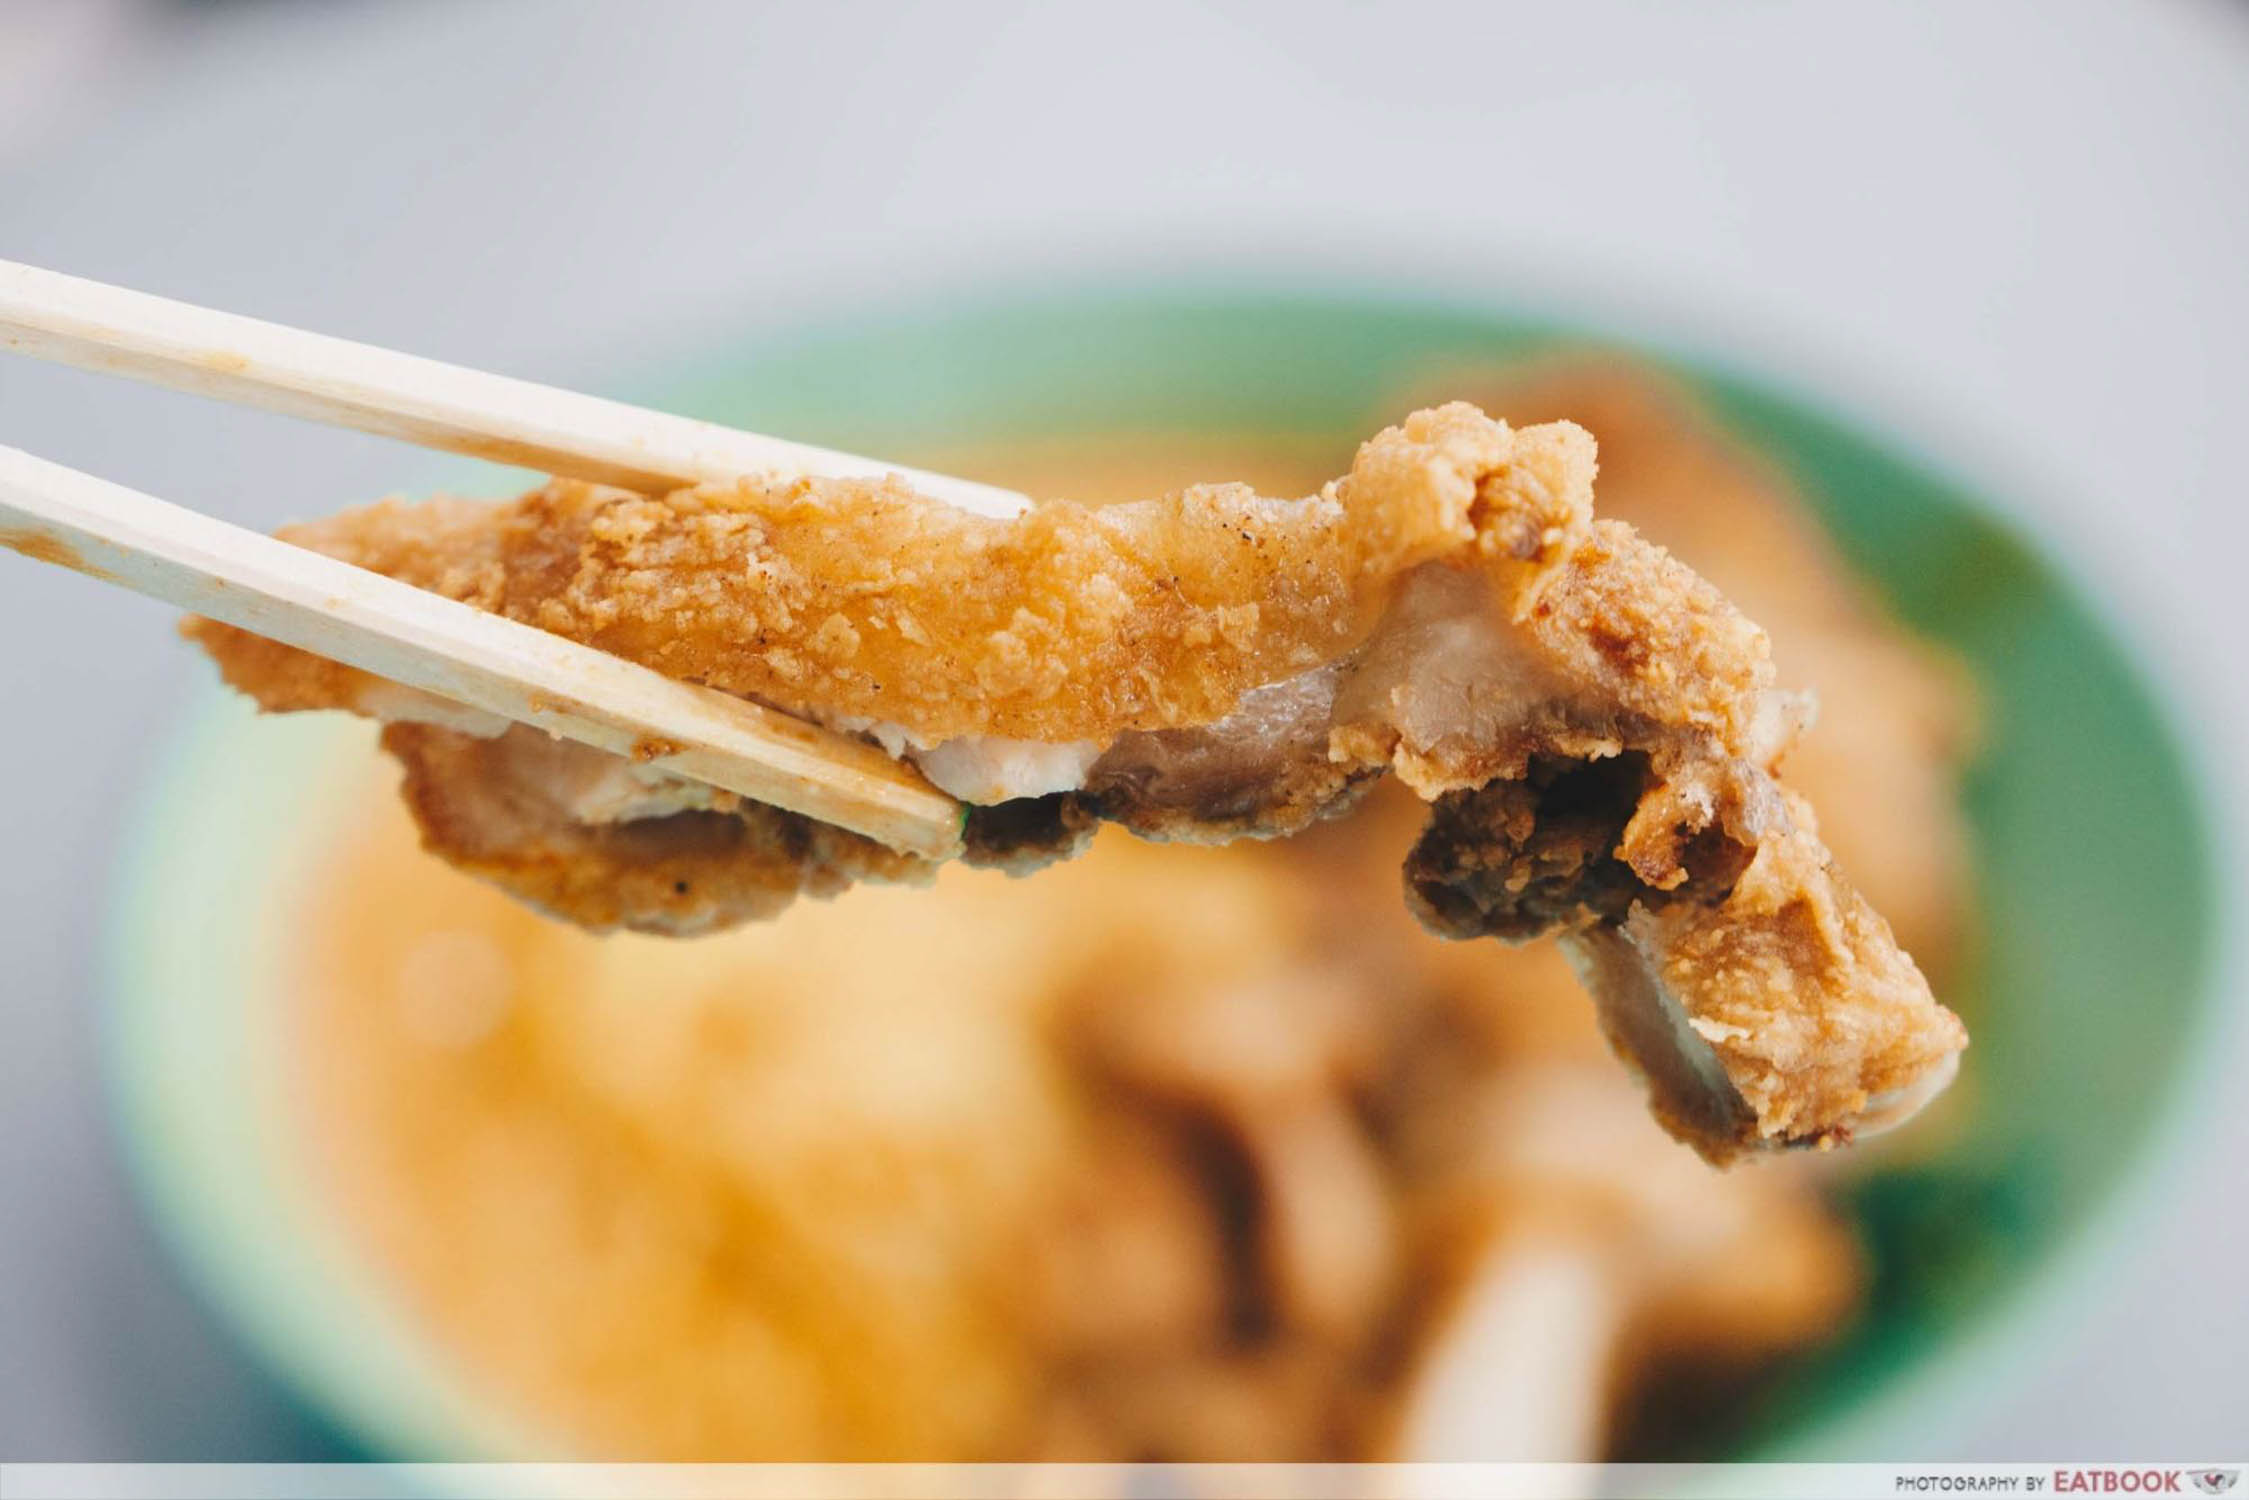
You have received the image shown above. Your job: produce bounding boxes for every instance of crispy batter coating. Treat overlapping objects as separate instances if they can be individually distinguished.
[1456,357,1981,977]
[1363,538,1954,1160]
[196,404,1593,741]
[185,401,1965,1161]
[1593,801,1967,1152]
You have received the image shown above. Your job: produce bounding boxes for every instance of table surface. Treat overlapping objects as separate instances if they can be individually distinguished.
[2,0,2243,1460]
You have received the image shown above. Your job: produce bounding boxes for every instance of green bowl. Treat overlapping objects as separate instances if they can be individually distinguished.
[105,286,2227,1461]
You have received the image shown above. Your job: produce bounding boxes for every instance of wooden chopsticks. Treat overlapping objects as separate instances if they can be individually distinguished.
[0,259,1033,858]
[0,261,1026,517]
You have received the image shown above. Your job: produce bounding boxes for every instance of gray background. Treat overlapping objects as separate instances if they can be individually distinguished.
[1,0,2244,1459]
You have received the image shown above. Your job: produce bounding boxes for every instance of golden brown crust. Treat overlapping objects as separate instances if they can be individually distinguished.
[193,405,1594,742]
[1612,796,1968,1152]
[1455,357,1982,976]
[1327,524,1778,806]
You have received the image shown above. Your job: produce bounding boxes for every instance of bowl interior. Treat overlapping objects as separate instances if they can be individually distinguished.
[107,288,2221,1462]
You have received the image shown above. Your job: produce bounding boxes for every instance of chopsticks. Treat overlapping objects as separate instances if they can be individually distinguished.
[0,259,1034,858]
[0,260,1026,517]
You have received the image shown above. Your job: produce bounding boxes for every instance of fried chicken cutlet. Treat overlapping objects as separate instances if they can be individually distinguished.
[186,403,1965,1162]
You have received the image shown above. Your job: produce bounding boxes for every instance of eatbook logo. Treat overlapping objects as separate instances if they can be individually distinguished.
[2191,1473,2239,1496]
